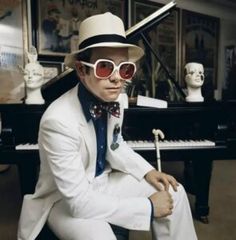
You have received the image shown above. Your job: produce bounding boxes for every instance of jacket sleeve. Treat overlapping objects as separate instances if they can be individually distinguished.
[107,138,155,180]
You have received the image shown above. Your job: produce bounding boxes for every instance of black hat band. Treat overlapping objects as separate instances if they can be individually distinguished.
[79,34,128,50]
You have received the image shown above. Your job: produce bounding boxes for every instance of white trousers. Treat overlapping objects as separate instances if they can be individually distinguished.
[48,171,197,240]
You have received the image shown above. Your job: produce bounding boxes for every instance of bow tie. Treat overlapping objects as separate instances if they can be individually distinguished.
[90,102,120,119]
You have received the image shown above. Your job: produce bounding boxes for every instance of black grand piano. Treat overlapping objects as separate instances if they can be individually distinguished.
[0,1,236,223]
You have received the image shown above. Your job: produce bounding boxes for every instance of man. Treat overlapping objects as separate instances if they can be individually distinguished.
[18,12,197,240]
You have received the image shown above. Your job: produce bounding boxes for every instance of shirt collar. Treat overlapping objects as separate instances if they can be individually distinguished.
[78,82,102,122]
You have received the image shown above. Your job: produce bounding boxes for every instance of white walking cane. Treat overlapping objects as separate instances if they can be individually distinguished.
[152,129,165,172]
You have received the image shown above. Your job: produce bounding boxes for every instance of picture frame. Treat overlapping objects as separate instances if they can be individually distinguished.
[32,0,126,58]
[128,0,179,100]
[181,10,219,98]
[0,0,28,103]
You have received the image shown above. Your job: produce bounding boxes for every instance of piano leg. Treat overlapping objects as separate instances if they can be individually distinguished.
[193,158,213,223]
[184,159,213,224]
[17,161,39,196]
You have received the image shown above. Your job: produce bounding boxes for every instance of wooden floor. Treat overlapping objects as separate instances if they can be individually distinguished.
[0,165,22,240]
[0,160,236,240]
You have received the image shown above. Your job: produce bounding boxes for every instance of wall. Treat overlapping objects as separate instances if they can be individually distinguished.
[152,0,236,99]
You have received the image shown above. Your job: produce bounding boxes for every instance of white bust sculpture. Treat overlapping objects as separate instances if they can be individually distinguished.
[24,47,45,104]
[184,62,204,102]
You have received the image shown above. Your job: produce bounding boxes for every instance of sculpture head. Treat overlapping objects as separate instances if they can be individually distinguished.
[24,63,44,89]
[23,46,44,89]
[184,62,204,89]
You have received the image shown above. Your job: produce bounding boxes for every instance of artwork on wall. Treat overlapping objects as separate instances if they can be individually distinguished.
[34,0,125,57]
[0,0,28,103]
[181,10,219,100]
[128,0,180,100]
[222,44,236,99]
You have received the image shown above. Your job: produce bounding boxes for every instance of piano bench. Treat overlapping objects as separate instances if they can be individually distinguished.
[111,224,129,240]
[36,223,129,240]
[36,224,58,240]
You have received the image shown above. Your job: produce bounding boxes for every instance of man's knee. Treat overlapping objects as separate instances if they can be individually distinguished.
[170,183,190,208]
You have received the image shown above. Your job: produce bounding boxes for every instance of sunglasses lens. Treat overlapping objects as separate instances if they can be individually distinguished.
[96,61,114,78]
[119,63,135,79]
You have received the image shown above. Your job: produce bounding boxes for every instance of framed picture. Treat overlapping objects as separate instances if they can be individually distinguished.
[128,0,179,100]
[181,10,219,98]
[222,44,236,99]
[32,0,126,57]
[0,0,28,103]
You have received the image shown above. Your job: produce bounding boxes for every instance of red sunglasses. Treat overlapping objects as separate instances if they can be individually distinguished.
[80,59,136,80]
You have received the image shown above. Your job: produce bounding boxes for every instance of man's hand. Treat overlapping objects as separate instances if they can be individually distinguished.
[149,191,173,218]
[145,169,179,192]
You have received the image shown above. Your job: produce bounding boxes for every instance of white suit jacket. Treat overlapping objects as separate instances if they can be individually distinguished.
[17,84,154,240]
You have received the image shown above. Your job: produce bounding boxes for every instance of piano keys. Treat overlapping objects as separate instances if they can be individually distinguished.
[15,139,215,152]
[16,143,39,150]
[126,139,216,150]
[1,101,235,162]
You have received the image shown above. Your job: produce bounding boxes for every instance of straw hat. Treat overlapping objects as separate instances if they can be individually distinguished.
[64,12,144,68]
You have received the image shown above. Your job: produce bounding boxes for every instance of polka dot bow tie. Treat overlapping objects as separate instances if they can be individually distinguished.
[90,102,120,119]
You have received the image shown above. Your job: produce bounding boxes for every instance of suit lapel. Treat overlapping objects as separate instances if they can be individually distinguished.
[70,85,97,181]
[81,121,97,181]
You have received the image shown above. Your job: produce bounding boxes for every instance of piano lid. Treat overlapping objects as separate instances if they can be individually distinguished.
[126,1,176,40]
[125,0,186,101]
